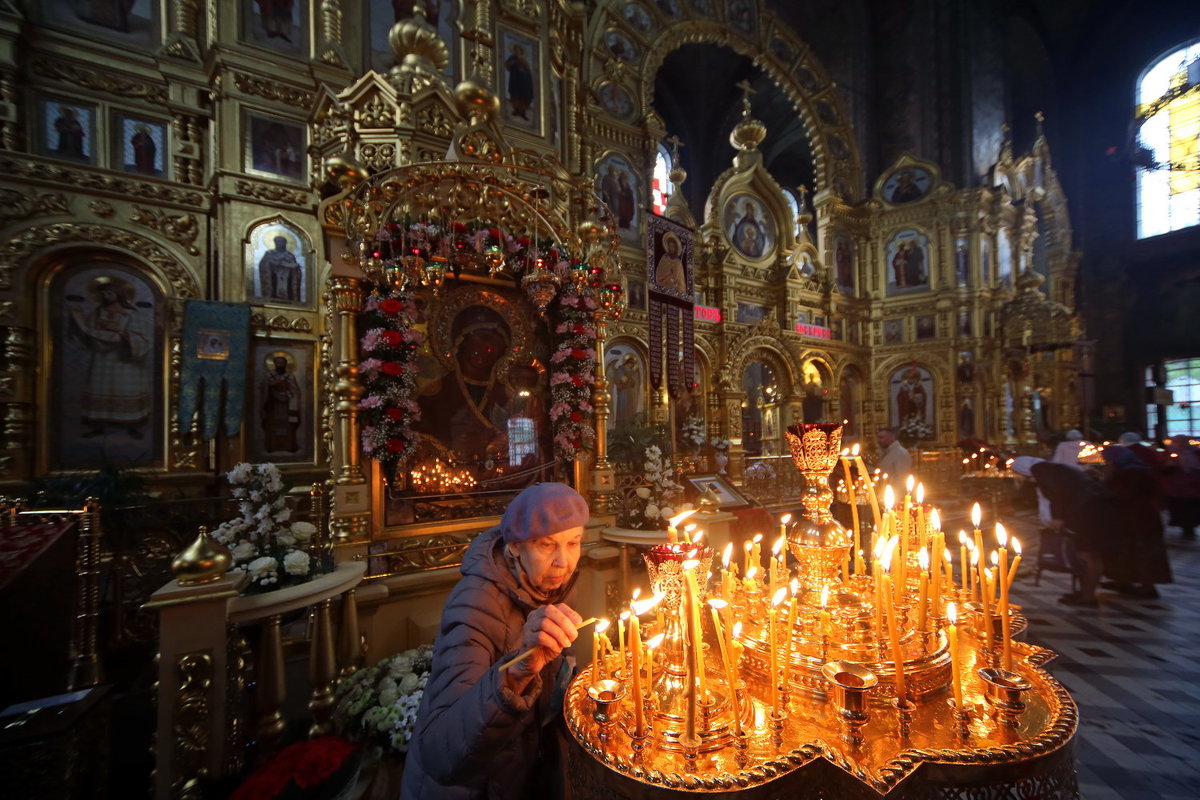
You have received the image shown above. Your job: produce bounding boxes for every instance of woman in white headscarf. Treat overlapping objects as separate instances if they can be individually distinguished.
[1051,429,1087,467]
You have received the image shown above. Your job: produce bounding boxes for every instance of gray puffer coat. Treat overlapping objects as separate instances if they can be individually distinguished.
[400,526,575,799]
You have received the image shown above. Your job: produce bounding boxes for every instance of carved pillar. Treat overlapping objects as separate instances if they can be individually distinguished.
[338,588,363,677]
[308,599,337,737]
[145,571,248,800]
[318,0,348,68]
[329,277,365,484]
[68,497,104,690]
[255,615,287,757]
[0,325,33,480]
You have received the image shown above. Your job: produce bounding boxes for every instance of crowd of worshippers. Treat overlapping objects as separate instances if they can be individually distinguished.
[1010,430,1200,608]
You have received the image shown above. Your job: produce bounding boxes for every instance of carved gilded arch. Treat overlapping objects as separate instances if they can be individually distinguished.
[1,222,200,299]
[724,327,800,397]
[584,5,862,196]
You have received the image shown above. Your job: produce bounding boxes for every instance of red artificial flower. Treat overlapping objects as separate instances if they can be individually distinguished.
[488,227,501,240]
[571,439,581,449]
[571,375,584,387]
[574,324,586,335]
[516,236,531,248]
[570,412,582,423]
[451,221,468,233]
[379,298,403,314]
[381,329,404,347]
[381,362,404,376]
[386,439,406,453]
[570,348,587,359]
[386,407,404,421]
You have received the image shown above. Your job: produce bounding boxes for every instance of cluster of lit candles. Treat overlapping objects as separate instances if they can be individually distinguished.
[408,457,478,493]
[586,466,1028,751]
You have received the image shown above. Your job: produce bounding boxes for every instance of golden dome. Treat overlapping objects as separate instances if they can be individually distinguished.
[324,153,370,191]
[171,526,231,586]
[388,5,450,74]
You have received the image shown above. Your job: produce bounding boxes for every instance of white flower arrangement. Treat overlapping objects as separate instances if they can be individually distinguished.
[681,416,707,449]
[630,444,689,529]
[898,414,934,442]
[211,462,320,592]
[710,437,732,451]
[334,645,434,755]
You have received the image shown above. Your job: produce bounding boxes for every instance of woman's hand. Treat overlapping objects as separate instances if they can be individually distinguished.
[503,603,582,693]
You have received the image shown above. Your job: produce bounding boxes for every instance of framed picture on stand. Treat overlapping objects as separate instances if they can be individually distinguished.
[684,473,750,510]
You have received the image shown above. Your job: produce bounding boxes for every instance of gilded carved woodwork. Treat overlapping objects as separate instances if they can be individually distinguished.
[249,312,314,333]
[0,156,208,208]
[0,188,71,220]
[233,180,312,208]
[31,57,169,105]
[0,223,199,298]
[231,71,315,109]
[171,650,213,800]
[130,206,202,255]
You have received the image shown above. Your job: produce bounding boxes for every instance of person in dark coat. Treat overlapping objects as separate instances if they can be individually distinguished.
[1016,458,1120,607]
[1101,445,1172,598]
[401,483,589,799]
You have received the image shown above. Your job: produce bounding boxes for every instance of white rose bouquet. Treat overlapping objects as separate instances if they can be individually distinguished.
[624,444,689,530]
[681,415,707,449]
[210,462,320,592]
[333,645,435,756]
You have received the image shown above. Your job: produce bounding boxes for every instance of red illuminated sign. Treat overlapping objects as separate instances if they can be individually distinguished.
[795,323,832,339]
[694,305,722,322]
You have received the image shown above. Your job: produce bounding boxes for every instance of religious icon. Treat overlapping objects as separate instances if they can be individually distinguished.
[596,153,641,243]
[605,343,645,428]
[801,361,826,423]
[735,302,769,325]
[249,341,314,462]
[40,0,158,46]
[980,237,992,285]
[245,112,306,182]
[882,166,933,205]
[955,236,970,287]
[52,264,163,469]
[889,364,935,431]
[623,3,653,33]
[834,237,855,295]
[883,318,903,344]
[885,229,932,296]
[116,116,166,177]
[597,83,635,120]
[915,314,936,341]
[626,277,647,311]
[499,28,540,132]
[41,98,95,164]
[605,30,639,62]
[722,193,775,260]
[957,311,972,337]
[653,233,686,293]
[243,0,306,56]
[997,228,1014,288]
[247,221,309,306]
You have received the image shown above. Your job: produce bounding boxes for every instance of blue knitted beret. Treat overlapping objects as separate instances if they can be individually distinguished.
[501,483,590,543]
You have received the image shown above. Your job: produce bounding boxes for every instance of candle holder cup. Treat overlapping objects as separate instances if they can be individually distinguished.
[893,697,916,738]
[588,679,626,747]
[947,697,972,738]
[823,661,878,748]
[978,667,1032,728]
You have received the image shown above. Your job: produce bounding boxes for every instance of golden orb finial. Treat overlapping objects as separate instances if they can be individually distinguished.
[324,153,370,191]
[171,526,231,586]
[388,4,450,75]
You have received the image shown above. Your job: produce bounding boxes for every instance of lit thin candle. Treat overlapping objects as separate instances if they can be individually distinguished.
[722,542,734,601]
[930,510,942,617]
[618,611,629,671]
[882,547,907,700]
[783,578,800,688]
[958,531,971,599]
[681,560,703,743]
[707,599,741,735]
[645,632,664,689]
[1007,537,1023,590]
[628,599,645,736]
[917,548,930,633]
[855,449,882,533]
[947,602,964,707]
[667,509,699,545]
[769,587,787,713]
[971,503,984,603]
[848,446,864,572]
[997,524,1012,670]
[594,618,611,677]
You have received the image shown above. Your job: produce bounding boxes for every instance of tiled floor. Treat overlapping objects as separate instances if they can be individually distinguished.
[997,509,1200,799]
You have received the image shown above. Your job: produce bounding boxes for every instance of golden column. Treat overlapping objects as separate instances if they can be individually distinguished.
[329,277,365,484]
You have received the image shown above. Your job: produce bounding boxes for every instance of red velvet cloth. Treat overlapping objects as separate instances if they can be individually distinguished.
[0,520,75,591]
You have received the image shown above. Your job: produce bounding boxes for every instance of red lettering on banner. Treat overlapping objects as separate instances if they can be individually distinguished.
[794,323,832,339]
[694,305,722,322]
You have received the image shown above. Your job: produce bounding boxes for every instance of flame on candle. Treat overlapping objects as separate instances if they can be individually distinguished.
[620,611,630,623]
[905,475,915,493]
[1012,537,1022,555]
[884,484,896,510]
[820,585,829,607]
[852,443,861,456]
[669,509,699,529]
[772,587,788,606]
[722,543,733,568]
[790,576,799,594]
[772,534,785,557]
[996,522,1008,547]
[873,534,888,560]
[944,547,952,562]
[746,566,758,581]
[780,513,792,526]
[708,597,728,610]
[596,618,611,634]
[919,547,929,570]
[916,482,925,504]
[682,559,700,570]
[733,621,743,637]
[947,602,958,624]
[690,527,705,545]
[958,530,968,545]
[990,550,999,567]
[971,549,980,566]
[646,632,665,649]
[632,595,661,616]
[971,502,982,528]
[632,587,641,601]
[881,543,894,572]
[930,509,941,531]
[752,533,763,544]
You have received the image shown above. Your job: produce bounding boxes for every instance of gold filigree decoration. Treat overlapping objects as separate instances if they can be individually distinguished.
[381,532,479,573]
[0,188,71,220]
[415,105,454,138]
[169,335,202,470]
[0,157,207,208]
[172,650,212,799]
[358,96,393,129]
[89,200,115,218]
[231,72,314,107]
[32,57,168,104]
[0,301,14,321]
[0,223,198,297]
[233,180,312,208]
[130,206,201,255]
[250,312,314,332]
[357,143,397,173]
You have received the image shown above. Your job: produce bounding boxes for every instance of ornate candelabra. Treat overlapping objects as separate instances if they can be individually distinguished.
[566,422,1079,797]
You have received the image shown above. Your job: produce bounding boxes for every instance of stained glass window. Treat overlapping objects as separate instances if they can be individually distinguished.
[1147,360,1200,436]
[1136,41,1200,239]
[651,144,671,215]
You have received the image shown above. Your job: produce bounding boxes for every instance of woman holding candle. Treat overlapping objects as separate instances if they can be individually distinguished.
[403,483,588,799]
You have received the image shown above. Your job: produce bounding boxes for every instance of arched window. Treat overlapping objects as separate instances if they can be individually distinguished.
[1147,359,1200,435]
[782,188,800,223]
[1136,41,1200,239]
[651,144,671,215]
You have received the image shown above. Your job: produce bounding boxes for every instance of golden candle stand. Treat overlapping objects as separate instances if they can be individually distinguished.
[563,423,1078,798]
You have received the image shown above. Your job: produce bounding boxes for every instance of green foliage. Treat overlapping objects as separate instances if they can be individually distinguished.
[608,413,672,470]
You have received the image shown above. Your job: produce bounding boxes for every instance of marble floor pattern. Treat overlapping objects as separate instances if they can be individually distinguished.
[993,509,1200,800]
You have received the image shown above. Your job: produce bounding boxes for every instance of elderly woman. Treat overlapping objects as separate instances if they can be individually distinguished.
[401,483,588,799]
